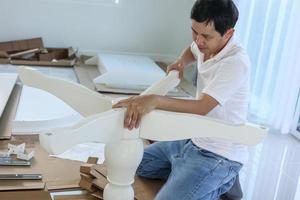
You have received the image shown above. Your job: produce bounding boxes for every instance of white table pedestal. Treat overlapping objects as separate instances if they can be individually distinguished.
[104,138,143,200]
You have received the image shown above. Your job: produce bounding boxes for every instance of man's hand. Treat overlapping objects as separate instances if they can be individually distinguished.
[166,60,184,79]
[112,95,158,130]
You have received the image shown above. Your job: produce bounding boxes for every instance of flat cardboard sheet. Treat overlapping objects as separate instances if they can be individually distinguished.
[0,180,45,191]
[0,135,83,191]
[0,83,22,139]
[0,38,43,52]
[0,190,52,200]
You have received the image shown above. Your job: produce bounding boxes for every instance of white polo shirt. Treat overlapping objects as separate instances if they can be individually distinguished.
[190,36,250,164]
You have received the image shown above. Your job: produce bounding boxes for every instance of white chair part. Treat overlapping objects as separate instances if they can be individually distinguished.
[17,67,267,200]
[18,66,112,117]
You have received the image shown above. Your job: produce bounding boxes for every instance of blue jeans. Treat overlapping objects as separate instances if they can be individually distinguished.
[136,140,242,200]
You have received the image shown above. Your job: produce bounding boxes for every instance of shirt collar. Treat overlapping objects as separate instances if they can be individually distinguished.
[206,35,237,62]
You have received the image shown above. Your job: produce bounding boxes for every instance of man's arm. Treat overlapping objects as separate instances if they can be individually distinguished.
[155,93,218,115]
[113,45,205,130]
[167,46,196,79]
[113,93,219,130]
[177,46,197,67]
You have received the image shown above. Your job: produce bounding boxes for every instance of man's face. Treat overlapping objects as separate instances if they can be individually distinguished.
[191,19,233,56]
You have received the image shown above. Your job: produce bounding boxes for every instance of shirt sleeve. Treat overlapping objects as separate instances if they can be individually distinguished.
[202,57,249,106]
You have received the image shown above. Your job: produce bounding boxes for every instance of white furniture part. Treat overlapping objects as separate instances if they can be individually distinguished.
[12,66,82,133]
[92,53,166,91]
[13,85,82,133]
[0,73,18,117]
[18,66,267,200]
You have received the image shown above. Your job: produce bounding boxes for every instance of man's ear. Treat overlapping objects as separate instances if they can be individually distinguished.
[223,28,235,40]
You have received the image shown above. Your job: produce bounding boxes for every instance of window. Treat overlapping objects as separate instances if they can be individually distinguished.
[292,89,300,139]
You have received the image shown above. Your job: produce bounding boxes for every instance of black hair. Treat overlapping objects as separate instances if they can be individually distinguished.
[191,0,239,36]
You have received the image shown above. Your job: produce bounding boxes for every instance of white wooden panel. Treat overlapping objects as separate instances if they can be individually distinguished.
[18,67,112,117]
[0,73,18,117]
[140,110,267,146]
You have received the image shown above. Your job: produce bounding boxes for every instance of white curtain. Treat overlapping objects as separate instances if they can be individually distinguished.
[234,0,300,134]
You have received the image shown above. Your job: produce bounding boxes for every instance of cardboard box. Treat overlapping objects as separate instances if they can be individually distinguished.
[0,58,10,64]
[38,48,68,61]
[10,47,76,67]
[0,38,76,67]
[10,57,76,67]
[0,38,43,52]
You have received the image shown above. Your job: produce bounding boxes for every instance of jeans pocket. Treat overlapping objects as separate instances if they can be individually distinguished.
[199,149,223,163]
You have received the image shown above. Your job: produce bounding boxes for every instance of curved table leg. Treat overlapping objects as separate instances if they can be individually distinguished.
[104,138,144,200]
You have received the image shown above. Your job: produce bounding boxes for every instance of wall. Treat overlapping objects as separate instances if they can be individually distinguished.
[0,0,195,62]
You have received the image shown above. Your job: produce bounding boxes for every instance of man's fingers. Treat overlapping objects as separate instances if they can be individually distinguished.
[112,101,127,108]
[112,102,120,108]
[167,66,173,74]
[135,116,141,129]
[167,62,184,76]
[167,64,176,74]
[112,97,135,108]
[120,97,134,103]
[179,71,183,79]
[130,112,139,130]
[124,108,133,128]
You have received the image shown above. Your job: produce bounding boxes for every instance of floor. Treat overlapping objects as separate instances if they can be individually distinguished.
[240,133,300,200]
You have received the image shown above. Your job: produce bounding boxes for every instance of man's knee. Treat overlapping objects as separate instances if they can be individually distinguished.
[136,156,171,179]
[220,175,243,200]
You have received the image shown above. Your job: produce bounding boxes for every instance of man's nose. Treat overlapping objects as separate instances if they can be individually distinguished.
[195,35,205,46]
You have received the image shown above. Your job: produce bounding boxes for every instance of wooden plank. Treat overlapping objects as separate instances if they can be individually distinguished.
[0,190,51,200]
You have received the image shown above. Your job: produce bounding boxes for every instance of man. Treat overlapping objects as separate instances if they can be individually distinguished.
[113,0,250,199]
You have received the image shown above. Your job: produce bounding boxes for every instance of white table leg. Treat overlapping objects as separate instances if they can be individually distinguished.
[104,138,144,200]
